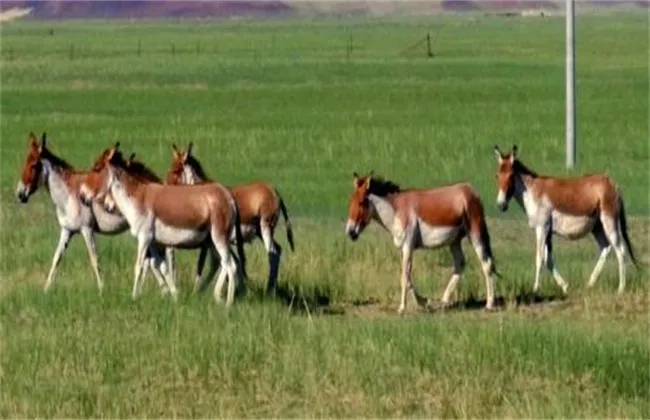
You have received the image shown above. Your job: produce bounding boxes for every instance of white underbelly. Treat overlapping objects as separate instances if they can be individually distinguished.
[56,198,92,232]
[552,211,596,240]
[416,221,461,249]
[154,220,209,248]
[93,203,129,234]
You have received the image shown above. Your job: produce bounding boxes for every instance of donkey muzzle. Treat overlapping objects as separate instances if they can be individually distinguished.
[345,220,360,241]
[16,191,28,203]
[15,184,29,204]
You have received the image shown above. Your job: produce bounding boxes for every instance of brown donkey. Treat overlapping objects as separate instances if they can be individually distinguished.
[165,143,294,294]
[91,149,243,295]
[79,146,247,306]
[345,172,497,313]
[86,145,177,296]
[494,145,639,294]
[15,133,168,293]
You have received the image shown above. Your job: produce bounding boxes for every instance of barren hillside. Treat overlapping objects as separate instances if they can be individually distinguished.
[0,0,647,20]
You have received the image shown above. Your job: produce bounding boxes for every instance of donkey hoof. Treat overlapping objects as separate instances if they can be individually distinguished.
[440,300,454,310]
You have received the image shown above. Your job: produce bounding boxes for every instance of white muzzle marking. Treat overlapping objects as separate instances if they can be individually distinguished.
[345,219,360,240]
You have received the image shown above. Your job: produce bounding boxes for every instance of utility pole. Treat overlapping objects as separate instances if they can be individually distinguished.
[566,0,576,168]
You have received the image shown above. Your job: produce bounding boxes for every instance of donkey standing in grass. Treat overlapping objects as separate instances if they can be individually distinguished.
[493,145,639,294]
[87,145,176,295]
[165,143,294,294]
[15,133,170,293]
[80,146,247,306]
[345,172,498,313]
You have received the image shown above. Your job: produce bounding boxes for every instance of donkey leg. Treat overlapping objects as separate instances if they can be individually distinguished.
[80,226,104,293]
[212,247,238,306]
[398,247,411,314]
[165,247,177,291]
[224,250,239,306]
[194,246,208,292]
[213,266,228,304]
[261,223,281,295]
[44,228,74,292]
[212,232,239,307]
[532,224,550,294]
[398,245,426,314]
[441,240,465,308]
[468,236,496,310]
[587,222,612,288]
[150,246,178,301]
[543,233,569,294]
[601,213,627,294]
[150,258,170,296]
[196,246,221,293]
[142,245,169,295]
[131,237,151,300]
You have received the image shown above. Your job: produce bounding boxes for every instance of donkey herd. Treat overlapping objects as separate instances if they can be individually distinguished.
[15,132,640,312]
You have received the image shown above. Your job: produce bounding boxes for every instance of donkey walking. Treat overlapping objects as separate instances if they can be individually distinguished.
[493,145,639,294]
[80,147,246,305]
[15,133,169,293]
[345,172,497,313]
[165,143,294,294]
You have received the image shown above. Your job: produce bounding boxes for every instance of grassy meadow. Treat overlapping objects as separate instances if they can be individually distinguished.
[1,13,649,418]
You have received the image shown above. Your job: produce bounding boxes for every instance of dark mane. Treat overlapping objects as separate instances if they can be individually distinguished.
[368,176,401,197]
[126,159,162,183]
[41,147,75,171]
[110,151,161,183]
[513,159,539,178]
[186,155,211,182]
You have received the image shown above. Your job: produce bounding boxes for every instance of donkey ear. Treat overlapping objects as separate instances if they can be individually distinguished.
[510,145,518,163]
[363,176,372,191]
[128,153,136,162]
[353,172,360,188]
[114,141,121,150]
[172,143,180,158]
[493,145,503,161]
[28,132,39,148]
[39,132,47,152]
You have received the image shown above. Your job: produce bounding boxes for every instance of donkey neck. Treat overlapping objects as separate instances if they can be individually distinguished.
[368,193,398,233]
[43,160,74,211]
[109,171,146,228]
[513,168,542,217]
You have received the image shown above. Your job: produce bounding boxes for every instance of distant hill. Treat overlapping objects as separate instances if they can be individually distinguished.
[0,1,293,20]
[0,0,647,20]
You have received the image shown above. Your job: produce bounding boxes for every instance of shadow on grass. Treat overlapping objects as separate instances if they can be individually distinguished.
[240,281,570,318]
[431,291,568,312]
[252,283,385,317]
[513,291,568,306]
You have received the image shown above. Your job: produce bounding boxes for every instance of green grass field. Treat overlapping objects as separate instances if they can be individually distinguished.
[1,13,649,418]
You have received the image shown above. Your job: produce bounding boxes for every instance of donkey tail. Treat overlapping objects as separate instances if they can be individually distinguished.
[466,196,500,277]
[233,202,249,281]
[618,195,640,268]
[277,190,295,252]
